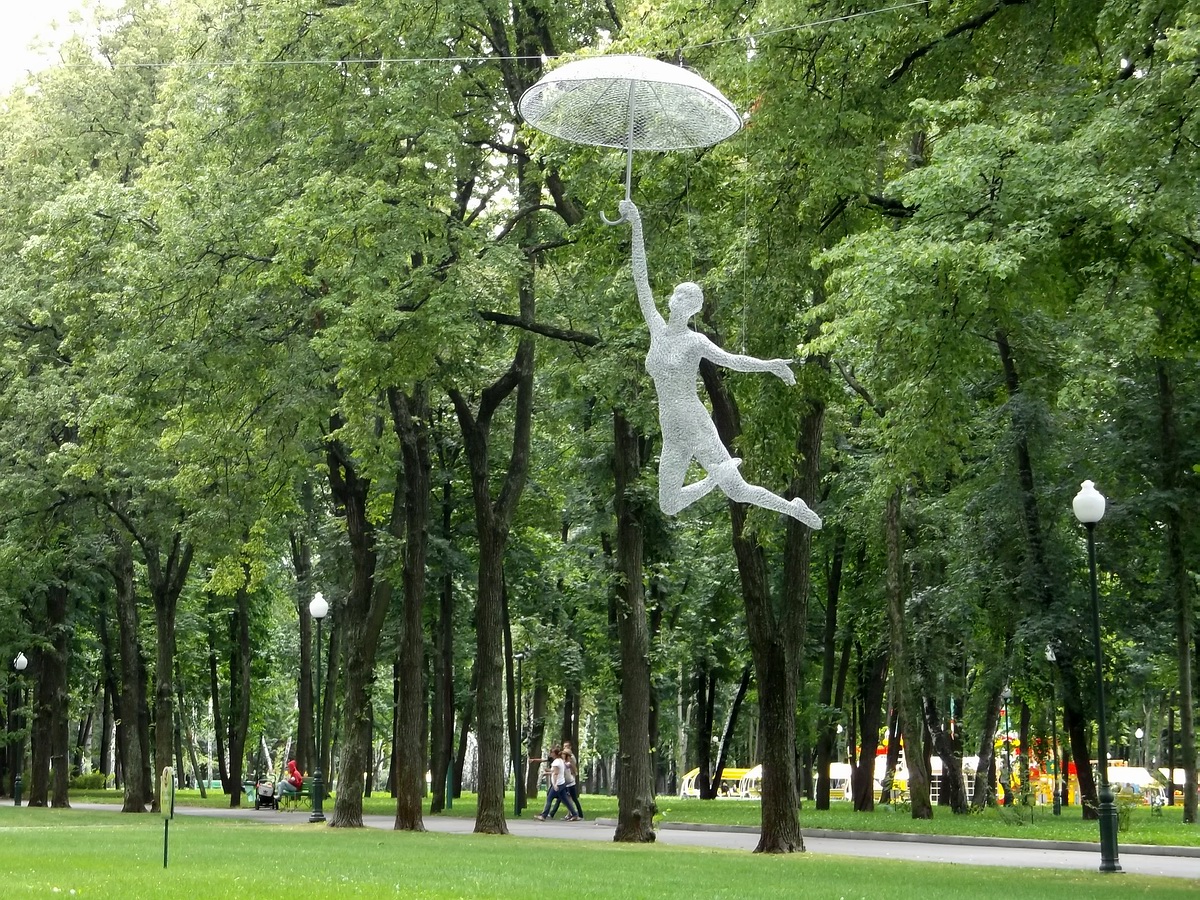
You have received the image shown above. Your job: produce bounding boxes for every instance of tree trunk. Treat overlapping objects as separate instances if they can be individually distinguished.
[675,666,691,798]
[180,685,205,798]
[744,607,804,853]
[561,686,580,751]
[1157,361,1196,823]
[448,330,534,836]
[429,474,456,813]
[288,487,316,776]
[1017,700,1031,804]
[815,530,847,809]
[853,646,888,811]
[5,678,25,798]
[112,536,150,812]
[448,326,534,836]
[326,429,393,829]
[102,688,115,787]
[151,586,176,814]
[173,667,186,790]
[971,684,1002,808]
[701,353,817,852]
[503,593,519,806]
[73,681,98,777]
[136,533,193,814]
[882,489,932,818]
[695,666,716,799]
[207,624,229,795]
[225,579,252,809]
[387,660,400,797]
[48,582,71,807]
[923,693,967,813]
[471,520,510,834]
[26,584,70,808]
[453,662,478,797]
[98,602,117,787]
[612,409,656,842]
[713,665,752,791]
[320,617,341,782]
[391,385,430,832]
[996,329,1097,818]
[332,593,389,827]
[451,1,542,836]
[28,646,50,807]
[525,681,548,799]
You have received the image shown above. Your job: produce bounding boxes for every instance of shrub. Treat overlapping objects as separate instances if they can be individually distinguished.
[1115,793,1139,833]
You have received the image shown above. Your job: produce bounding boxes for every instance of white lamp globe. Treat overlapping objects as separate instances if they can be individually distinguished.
[1072,480,1106,524]
[13,652,28,671]
[309,593,329,620]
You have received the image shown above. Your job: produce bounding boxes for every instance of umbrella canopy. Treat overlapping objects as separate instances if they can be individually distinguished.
[519,54,742,152]
[520,54,742,203]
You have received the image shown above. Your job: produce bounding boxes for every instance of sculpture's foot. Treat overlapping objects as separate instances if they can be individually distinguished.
[710,457,742,480]
[788,497,823,530]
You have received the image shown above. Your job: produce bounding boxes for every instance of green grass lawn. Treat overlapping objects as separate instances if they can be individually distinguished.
[70,787,1200,847]
[2,805,1195,899]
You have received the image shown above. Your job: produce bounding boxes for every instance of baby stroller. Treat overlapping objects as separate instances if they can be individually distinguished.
[254,779,276,810]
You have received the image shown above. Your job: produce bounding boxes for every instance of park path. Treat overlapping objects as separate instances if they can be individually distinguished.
[88,803,1199,881]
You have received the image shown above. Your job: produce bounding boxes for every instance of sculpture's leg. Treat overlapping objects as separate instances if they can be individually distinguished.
[710,466,823,530]
[659,446,719,515]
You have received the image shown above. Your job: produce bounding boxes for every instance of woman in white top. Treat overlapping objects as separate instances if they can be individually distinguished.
[534,747,580,821]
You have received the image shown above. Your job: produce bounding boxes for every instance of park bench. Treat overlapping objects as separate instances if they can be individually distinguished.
[678,767,757,798]
[279,777,332,811]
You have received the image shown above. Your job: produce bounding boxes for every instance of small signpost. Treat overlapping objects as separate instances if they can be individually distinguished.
[160,767,175,869]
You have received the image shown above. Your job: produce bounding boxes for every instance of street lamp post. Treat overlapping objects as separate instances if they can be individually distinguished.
[12,653,27,806]
[1073,479,1121,873]
[513,652,525,816]
[1046,644,1062,815]
[1001,686,1013,807]
[309,593,329,824]
[1134,727,1144,767]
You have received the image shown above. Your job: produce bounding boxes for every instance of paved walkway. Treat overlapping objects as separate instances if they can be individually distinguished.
[135,804,1200,881]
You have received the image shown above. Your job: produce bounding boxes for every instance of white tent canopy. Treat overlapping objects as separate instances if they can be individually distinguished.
[1107,766,1163,787]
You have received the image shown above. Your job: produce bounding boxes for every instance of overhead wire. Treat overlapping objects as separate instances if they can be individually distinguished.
[43,2,929,73]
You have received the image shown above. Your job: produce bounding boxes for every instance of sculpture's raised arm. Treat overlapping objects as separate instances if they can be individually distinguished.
[617,199,665,333]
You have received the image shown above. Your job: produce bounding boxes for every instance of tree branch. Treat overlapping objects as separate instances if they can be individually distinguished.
[476,310,600,346]
[835,360,884,417]
[493,204,560,243]
[887,0,1031,85]
[866,194,918,218]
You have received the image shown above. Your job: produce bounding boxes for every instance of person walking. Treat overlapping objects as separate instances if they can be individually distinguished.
[534,747,579,821]
[557,741,584,821]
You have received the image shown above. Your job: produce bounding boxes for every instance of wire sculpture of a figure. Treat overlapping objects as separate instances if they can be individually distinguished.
[615,199,822,529]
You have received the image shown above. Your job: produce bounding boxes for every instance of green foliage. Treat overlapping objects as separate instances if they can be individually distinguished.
[0,0,1197,824]
[70,772,107,790]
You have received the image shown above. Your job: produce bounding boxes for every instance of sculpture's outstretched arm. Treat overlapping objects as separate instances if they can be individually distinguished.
[614,199,666,333]
[698,336,796,386]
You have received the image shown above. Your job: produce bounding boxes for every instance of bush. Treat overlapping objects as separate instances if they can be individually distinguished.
[1115,793,1139,833]
[70,772,107,790]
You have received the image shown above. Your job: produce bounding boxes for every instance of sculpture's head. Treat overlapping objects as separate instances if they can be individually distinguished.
[668,282,703,320]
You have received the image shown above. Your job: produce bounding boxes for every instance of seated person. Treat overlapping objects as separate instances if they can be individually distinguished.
[275,759,303,808]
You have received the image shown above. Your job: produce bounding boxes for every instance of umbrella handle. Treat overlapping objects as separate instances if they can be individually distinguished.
[602,85,638,227]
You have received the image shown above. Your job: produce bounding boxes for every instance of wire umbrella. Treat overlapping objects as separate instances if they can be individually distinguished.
[519,54,742,204]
